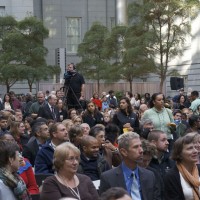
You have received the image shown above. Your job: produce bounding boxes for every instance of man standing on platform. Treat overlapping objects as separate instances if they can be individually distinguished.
[64,63,85,110]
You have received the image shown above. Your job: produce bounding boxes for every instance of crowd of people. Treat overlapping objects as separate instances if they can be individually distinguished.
[0,80,200,200]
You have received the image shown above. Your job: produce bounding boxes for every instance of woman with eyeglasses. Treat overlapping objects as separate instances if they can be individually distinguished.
[40,142,99,200]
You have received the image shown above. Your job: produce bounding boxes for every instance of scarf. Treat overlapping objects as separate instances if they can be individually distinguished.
[0,168,31,200]
[177,163,200,200]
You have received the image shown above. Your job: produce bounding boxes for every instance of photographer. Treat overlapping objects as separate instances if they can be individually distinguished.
[64,63,85,110]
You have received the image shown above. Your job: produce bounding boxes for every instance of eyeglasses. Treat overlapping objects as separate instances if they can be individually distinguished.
[75,120,82,122]
[66,156,79,163]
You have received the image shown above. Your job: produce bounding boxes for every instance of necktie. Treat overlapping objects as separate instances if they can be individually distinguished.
[131,172,141,200]
[51,106,55,119]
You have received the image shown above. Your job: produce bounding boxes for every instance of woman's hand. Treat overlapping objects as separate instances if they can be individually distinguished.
[123,123,131,128]
[103,140,117,151]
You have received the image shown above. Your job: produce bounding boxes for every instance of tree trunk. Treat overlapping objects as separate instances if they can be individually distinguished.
[160,76,165,93]
[129,80,132,93]
[97,79,100,94]
[6,81,10,93]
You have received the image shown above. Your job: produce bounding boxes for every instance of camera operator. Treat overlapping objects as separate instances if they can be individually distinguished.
[64,63,85,110]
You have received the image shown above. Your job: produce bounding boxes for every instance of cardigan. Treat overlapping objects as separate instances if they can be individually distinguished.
[40,174,99,200]
[143,107,174,139]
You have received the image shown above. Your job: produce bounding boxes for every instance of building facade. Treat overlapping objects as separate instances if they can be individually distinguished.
[0,0,200,97]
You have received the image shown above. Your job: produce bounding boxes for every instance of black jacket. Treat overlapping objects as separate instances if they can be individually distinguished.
[164,164,200,200]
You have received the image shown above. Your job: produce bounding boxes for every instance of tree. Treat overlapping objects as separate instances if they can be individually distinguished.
[103,25,155,92]
[0,16,60,92]
[128,0,200,92]
[77,22,110,93]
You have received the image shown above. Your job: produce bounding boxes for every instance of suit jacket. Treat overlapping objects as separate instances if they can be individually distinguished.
[22,137,39,167]
[164,165,200,200]
[38,104,60,122]
[99,164,161,200]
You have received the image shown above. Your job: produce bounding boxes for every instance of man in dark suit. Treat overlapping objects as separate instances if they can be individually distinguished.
[99,132,161,200]
[38,94,60,122]
[22,122,49,166]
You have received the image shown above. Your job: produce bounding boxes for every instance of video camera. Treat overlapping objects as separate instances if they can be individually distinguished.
[64,70,76,80]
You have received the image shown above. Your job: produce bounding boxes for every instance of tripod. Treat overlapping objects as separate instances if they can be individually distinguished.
[63,78,83,111]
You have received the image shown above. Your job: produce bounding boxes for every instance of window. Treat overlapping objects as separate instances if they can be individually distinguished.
[0,6,5,16]
[110,17,116,28]
[66,18,81,53]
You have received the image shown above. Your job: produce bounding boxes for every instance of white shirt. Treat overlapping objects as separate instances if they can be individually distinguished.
[180,172,200,200]
[0,180,17,200]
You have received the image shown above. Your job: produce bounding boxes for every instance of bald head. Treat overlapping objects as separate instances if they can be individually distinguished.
[81,135,99,158]
[81,135,98,147]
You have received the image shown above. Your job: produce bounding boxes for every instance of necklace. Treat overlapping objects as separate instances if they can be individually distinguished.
[56,174,81,200]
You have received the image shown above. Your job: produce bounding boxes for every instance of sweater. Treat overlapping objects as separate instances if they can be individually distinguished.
[143,107,174,139]
[40,174,99,200]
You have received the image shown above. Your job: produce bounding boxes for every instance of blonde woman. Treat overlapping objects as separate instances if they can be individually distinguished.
[40,142,99,200]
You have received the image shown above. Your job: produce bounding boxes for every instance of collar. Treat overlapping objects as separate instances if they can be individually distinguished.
[48,103,53,109]
[152,107,164,113]
[122,162,139,179]
[49,141,57,150]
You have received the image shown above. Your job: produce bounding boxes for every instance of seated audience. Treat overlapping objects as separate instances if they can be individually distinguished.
[186,115,200,134]
[100,187,131,200]
[38,94,60,122]
[91,92,102,111]
[164,134,200,200]
[68,125,83,148]
[139,118,154,140]
[80,123,90,135]
[35,123,69,174]
[0,141,31,199]
[40,142,99,200]
[139,139,163,199]
[82,101,104,128]
[10,121,29,152]
[68,108,78,120]
[22,122,49,166]
[78,135,110,181]
[112,97,139,134]
[148,130,175,178]
[99,132,160,200]
[56,98,68,121]
[90,125,121,167]
[72,115,82,126]
[0,113,10,136]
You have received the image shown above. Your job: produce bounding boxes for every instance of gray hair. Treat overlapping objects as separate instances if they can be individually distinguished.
[140,118,153,127]
[118,132,140,150]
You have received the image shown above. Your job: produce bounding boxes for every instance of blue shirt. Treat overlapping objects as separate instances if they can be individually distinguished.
[121,162,141,196]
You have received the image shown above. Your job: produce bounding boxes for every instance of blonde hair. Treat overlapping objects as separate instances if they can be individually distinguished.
[53,142,80,172]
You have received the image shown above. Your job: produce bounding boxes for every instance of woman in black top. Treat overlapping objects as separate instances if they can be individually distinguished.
[82,101,103,128]
[112,97,139,134]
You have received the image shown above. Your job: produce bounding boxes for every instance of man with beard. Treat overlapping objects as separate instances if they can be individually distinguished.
[78,135,110,181]
[148,130,175,178]
[22,122,50,167]
[64,63,85,110]
[35,123,69,174]
[99,132,160,200]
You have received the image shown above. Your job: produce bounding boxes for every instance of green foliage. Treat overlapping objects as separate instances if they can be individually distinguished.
[77,22,110,92]
[128,0,200,91]
[0,16,59,92]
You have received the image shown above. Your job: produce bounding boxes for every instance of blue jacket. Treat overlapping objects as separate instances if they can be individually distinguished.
[35,141,54,174]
